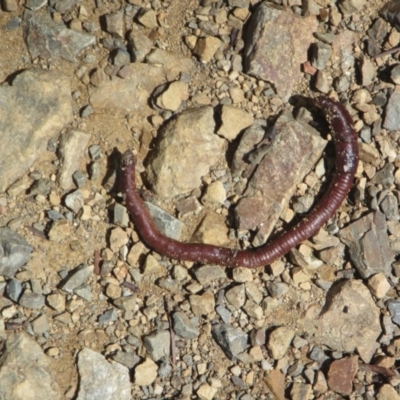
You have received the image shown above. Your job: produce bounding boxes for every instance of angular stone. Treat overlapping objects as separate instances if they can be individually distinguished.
[134,357,158,386]
[327,356,358,396]
[267,326,295,360]
[244,3,317,100]
[212,323,248,360]
[234,111,326,241]
[173,312,200,339]
[146,202,183,240]
[0,69,72,192]
[313,280,381,359]
[147,107,225,199]
[0,332,61,399]
[23,10,95,62]
[0,228,32,277]
[143,330,170,361]
[58,130,91,190]
[338,211,395,278]
[77,348,130,400]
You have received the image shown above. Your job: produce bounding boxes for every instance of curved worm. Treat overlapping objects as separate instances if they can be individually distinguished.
[121,96,359,269]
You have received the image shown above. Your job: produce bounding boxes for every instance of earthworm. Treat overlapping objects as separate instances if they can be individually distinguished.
[121,96,359,269]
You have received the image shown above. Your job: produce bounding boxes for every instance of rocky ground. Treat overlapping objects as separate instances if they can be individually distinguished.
[1,0,400,399]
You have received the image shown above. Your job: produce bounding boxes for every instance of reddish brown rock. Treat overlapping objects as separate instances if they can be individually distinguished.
[327,356,358,396]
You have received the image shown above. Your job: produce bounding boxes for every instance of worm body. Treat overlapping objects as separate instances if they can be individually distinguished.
[121,96,359,269]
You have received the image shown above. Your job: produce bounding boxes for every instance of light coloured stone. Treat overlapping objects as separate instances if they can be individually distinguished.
[134,357,158,386]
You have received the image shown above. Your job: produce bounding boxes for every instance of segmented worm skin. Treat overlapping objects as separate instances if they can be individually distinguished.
[121,96,359,269]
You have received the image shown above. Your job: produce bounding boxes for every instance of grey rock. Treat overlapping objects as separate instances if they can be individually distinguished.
[0,69,72,192]
[128,30,153,62]
[23,10,96,62]
[110,350,140,369]
[72,171,87,188]
[379,0,400,31]
[309,345,329,363]
[158,360,172,378]
[112,48,131,67]
[112,203,129,227]
[145,202,183,240]
[215,305,232,324]
[388,300,400,326]
[381,193,400,221]
[29,178,54,196]
[18,290,45,309]
[0,332,61,399]
[372,163,394,188]
[5,279,23,302]
[0,228,32,277]
[193,265,226,285]
[383,90,400,131]
[147,107,225,199]
[311,42,332,70]
[74,284,92,301]
[64,190,85,214]
[143,330,171,361]
[88,144,102,160]
[173,312,200,339]
[338,211,395,278]
[266,282,289,298]
[244,3,318,101]
[49,0,79,13]
[212,323,248,360]
[104,11,124,39]
[60,264,92,293]
[77,348,131,400]
[98,308,118,323]
[58,130,91,190]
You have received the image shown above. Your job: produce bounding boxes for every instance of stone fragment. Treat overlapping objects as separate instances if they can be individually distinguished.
[60,264,92,294]
[0,228,32,277]
[377,383,400,400]
[23,10,95,62]
[48,220,71,242]
[310,42,332,70]
[147,107,225,199]
[267,326,295,360]
[104,11,124,38]
[313,280,381,360]
[388,300,400,326]
[146,202,183,240]
[143,254,164,275]
[5,279,23,302]
[193,36,223,63]
[192,211,230,247]
[264,369,286,400]
[202,180,226,207]
[234,111,326,241]
[327,356,358,396]
[339,0,366,13]
[290,383,312,400]
[338,211,395,278]
[137,9,158,29]
[173,312,200,339]
[193,265,226,285]
[225,284,245,308]
[0,69,72,192]
[197,383,218,400]
[64,190,85,213]
[143,330,170,361]
[18,289,45,309]
[244,3,317,100]
[89,63,166,119]
[217,105,254,141]
[380,0,400,31]
[46,293,66,312]
[155,81,189,111]
[0,332,61,399]
[189,291,215,316]
[32,314,49,335]
[384,90,400,131]
[77,348,130,400]
[367,273,391,299]
[134,357,158,386]
[57,130,91,190]
[212,324,248,360]
[128,30,153,62]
